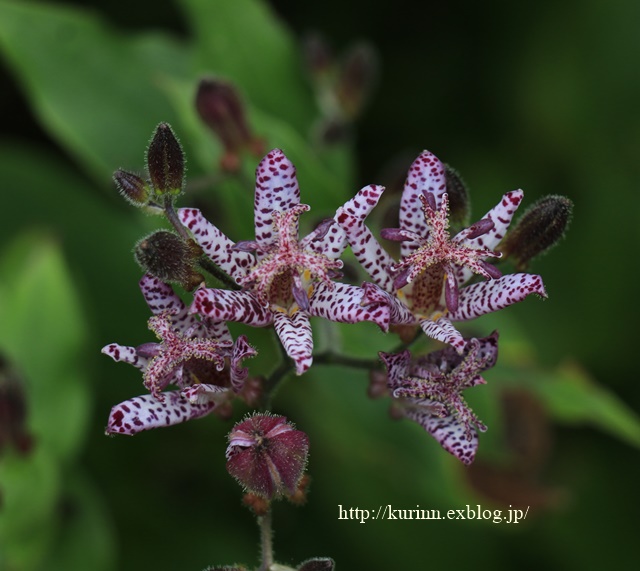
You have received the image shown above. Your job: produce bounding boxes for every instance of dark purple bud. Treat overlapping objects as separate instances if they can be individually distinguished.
[196,78,264,172]
[226,414,309,500]
[500,195,573,270]
[113,169,150,207]
[444,271,459,313]
[303,33,333,79]
[392,267,411,290]
[444,164,471,226]
[134,231,203,291]
[381,228,411,242]
[466,218,495,240]
[298,558,336,571]
[231,240,260,253]
[311,218,335,241]
[336,43,377,119]
[480,260,502,279]
[146,123,185,196]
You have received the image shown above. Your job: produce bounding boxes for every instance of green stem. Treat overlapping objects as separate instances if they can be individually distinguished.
[313,351,377,370]
[258,508,274,571]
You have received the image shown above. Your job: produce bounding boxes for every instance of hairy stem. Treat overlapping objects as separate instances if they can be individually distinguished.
[258,508,274,571]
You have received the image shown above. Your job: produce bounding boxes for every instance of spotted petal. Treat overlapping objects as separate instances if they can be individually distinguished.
[106,391,215,435]
[230,335,257,392]
[101,343,149,371]
[191,289,273,326]
[273,310,313,375]
[400,151,447,257]
[403,408,479,465]
[254,149,301,248]
[139,274,230,340]
[305,217,348,260]
[336,184,395,291]
[450,273,546,321]
[308,282,391,331]
[419,316,466,353]
[179,207,253,282]
[455,189,524,285]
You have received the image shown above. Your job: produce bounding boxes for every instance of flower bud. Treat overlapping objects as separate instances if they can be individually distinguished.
[500,195,573,270]
[113,169,151,207]
[195,78,264,172]
[298,558,335,571]
[226,413,309,500]
[146,122,185,196]
[303,33,333,81]
[134,231,203,291]
[444,165,470,227]
[336,43,377,119]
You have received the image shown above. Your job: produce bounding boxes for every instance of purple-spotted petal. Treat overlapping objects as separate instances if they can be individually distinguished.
[191,289,273,327]
[336,184,395,291]
[254,150,301,247]
[419,316,466,353]
[181,384,229,405]
[106,391,215,435]
[403,408,479,465]
[455,190,523,285]
[308,282,391,331]
[450,273,546,321]
[230,335,257,392]
[304,218,348,260]
[102,343,149,371]
[273,311,313,375]
[179,208,254,282]
[400,151,447,257]
[361,282,415,325]
[140,274,189,317]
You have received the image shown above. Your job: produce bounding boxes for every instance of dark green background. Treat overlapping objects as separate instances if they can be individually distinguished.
[1,0,638,569]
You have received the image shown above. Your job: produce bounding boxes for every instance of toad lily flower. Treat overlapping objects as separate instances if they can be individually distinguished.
[102,275,256,435]
[380,332,498,465]
[337,150,547,352]
[179,149,392,374]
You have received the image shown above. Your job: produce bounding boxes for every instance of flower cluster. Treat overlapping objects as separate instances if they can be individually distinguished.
[104,127,564,467]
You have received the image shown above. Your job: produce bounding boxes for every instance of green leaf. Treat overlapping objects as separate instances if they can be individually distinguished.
[180,0,317,135]
[43,471,117,571]
[0,448,61,571]
[493,362,640,449]
[0,0,191,183]
[0,233,90,461]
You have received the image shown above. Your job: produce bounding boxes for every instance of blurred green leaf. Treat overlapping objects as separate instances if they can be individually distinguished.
[0,448,61,571]
[0,233,90,461]
[44,471,116,571]
[180,0,317,135]
[493,363,640,449]
[0,0,191,184]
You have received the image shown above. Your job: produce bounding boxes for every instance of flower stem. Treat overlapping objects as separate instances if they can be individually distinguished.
[313,351,377,370]
[258,508,274,571]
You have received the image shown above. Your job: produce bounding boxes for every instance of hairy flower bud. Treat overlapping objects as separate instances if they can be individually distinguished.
[146,122,185,196]
[195,78,263,172]
[500,195,573,270]
[444,165,470,227]
[113,169,151,207]
[134,231,203,291]
[226,413,309,500]
[298,558,335,571]
[336,43,377,119]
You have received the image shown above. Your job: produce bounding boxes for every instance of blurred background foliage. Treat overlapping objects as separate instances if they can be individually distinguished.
[0,0,638,569]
